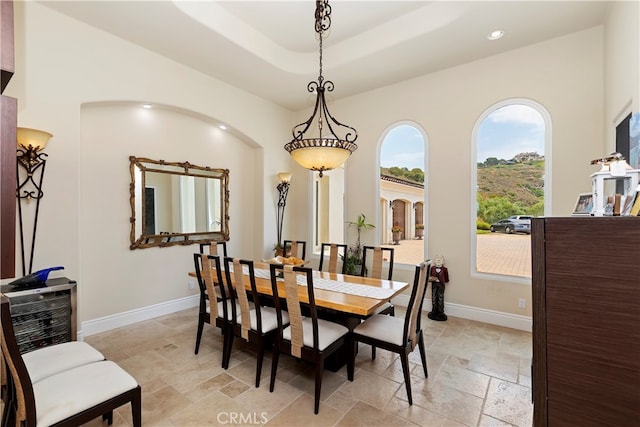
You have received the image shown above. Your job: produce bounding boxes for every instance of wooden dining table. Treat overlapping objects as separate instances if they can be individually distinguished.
[189,261,409,371]
[189,261,409,319]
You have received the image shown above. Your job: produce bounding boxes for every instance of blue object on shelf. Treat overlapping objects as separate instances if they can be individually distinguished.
[8,266,64,289]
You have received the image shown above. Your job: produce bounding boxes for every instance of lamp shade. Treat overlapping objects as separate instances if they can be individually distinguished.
[277,172,292,183]
[290,145,351,174]
[17,127,53,151]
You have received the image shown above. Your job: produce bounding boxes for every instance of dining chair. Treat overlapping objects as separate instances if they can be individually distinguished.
[351,260,431,405]
[221,257,289,387]
[199,240,228,257]
[361,245,396,358]
[283,239,307,260]
[1,340,106,427]
[318,243,348,274]
[268,264,354,414]
[193,253,238,355]
[0,296,142,427]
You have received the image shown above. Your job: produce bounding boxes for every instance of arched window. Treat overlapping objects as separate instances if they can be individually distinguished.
[472,100,551,280]
[379,123,427,265]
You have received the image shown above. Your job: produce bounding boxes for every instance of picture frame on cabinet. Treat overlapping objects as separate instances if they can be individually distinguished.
[572,192,593,216]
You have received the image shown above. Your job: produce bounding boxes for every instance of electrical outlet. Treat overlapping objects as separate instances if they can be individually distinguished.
[518,298,526,309]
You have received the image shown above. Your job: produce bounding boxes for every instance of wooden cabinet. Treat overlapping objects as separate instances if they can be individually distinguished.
[1,0,16,279]
[531,217,640,426]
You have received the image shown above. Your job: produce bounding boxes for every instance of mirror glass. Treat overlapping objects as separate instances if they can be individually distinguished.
[129,156,229,249]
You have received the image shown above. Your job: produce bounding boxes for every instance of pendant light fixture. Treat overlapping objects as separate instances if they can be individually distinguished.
[284,0,358,178]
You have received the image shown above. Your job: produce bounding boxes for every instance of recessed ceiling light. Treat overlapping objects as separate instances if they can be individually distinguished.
[142,103,152,109]
[487,30,505,41]
[219,124,227,130]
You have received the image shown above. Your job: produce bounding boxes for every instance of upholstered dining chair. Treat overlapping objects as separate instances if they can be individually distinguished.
[1,339,106,427]
[221,257,289,387]
[318,243,348,274]
[0,297,142,427]
[193,253,243,355]
[283,239,307,260]
[268,264,354,414]
[199,240,228,257]
[361,245,396,358]
[351,259,431,405]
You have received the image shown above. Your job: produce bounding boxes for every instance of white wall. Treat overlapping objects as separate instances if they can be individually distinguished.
[604,0,640,149]
[5,2,295,329]
[5,2,638,333]
[327,26,606,318]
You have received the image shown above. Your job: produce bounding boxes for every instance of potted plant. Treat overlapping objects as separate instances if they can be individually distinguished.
[344,213,375,275]
[392,225,403,245]
[415,224,424,239]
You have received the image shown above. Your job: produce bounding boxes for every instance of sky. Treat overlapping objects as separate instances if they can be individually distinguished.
[380,105,545,170]
[477,105,545,163]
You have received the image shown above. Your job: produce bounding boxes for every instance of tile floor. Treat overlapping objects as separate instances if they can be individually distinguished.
[82,307,533,427]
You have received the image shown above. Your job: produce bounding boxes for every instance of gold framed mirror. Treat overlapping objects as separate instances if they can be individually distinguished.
[129,156,229,249]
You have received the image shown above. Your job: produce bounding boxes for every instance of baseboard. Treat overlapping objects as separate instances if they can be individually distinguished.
[79,293,530,339]
[393,294,532,332]
[79,295,199,339]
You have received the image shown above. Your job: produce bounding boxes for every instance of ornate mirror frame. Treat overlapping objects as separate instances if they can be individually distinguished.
[129,156,229,249]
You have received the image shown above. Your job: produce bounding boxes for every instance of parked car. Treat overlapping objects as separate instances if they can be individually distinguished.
[508,215,533,221]
[490,218,531,234]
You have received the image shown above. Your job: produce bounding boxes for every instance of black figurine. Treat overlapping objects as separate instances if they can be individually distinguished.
[428,255,449,321]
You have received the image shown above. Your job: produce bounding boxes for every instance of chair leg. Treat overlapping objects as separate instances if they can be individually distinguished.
[195,318,205,354]
[418,331,428,377]
[400,352,413,405]
[222,327,234,369]
[255,342,265,388]
[371,344,376,360]
[347,337,355,382]
[102,411,113,425]
[269,346,280,393]
[314,360,324,414]
[131,386,142,427]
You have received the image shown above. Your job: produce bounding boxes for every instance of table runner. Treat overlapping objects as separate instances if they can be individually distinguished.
[252,268,395,300]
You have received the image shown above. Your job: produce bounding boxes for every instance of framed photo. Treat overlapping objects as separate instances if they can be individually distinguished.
[572,192,593,216]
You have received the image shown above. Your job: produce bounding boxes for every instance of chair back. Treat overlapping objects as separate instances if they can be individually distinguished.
[318,243,347,274]
[1,296,37,425]
[224,258,262,339]
[199,241,228,257]
[269,264,318,357]
[283,240,306,260]
[403,260,431,350]
[193,253,230,320]
[361,246,395,280]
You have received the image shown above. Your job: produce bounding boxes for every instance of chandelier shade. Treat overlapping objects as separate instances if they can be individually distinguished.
[284,0,357,177]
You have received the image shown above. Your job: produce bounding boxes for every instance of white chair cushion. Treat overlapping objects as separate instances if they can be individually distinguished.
[23,341,105,383]
[354,314,405,346]
[34,360,138,427]
[249,307,289,333]
[283,318,348,351]
[206,300,254,322]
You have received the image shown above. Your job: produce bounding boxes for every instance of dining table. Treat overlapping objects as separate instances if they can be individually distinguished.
[189,260,410,370]
[189,261,409,318]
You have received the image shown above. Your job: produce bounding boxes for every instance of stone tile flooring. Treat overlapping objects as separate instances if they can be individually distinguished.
[82,308,533,426]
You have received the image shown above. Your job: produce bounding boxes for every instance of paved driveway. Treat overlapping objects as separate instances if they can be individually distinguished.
[384,233,531,278]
